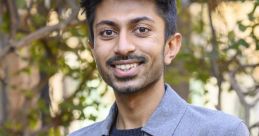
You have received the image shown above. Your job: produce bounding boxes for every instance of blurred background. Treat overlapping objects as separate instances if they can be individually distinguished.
[0,0,258,135]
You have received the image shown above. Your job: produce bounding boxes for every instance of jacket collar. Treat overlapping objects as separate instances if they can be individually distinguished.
[141,84,188,136]
[99,104,117,136]
[99,84,188,136]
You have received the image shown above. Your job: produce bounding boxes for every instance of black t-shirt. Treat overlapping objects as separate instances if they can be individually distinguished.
[110,126,143,136]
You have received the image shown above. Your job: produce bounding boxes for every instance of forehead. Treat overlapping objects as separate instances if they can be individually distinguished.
[94,0,163,25]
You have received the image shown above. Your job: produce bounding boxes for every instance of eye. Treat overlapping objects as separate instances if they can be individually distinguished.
[99,29,117,39]
[134,26,151,37]
[102,30,113,36]
[136,27,150,33]
[137,27,149,33]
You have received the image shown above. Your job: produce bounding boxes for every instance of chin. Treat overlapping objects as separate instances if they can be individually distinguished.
[111,83,143,94]
[114,87,140,94]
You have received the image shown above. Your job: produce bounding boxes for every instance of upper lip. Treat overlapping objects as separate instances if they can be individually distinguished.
[106,55,147,67]
[110,59,144,67]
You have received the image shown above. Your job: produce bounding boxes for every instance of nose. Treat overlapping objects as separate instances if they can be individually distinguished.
[114,30,136,56]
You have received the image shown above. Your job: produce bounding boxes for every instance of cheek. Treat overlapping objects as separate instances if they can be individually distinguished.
[95,41,113,53]
[134,37,164,58]
[92,50,108,67]
[94,41,115,61]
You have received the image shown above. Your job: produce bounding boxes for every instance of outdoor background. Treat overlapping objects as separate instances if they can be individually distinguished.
[0,0,258,136]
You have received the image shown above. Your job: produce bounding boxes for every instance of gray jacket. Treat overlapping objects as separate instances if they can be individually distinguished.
[69,84,249,136]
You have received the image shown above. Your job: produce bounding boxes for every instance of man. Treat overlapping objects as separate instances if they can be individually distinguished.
[70,0,249,135]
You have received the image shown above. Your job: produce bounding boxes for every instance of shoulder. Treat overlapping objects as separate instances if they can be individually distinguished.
[68,104,117,136]
[187,104,239,123]
[181,104,249,136]
[68,121,105,136]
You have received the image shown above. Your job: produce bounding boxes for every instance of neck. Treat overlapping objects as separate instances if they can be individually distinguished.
[114,78,165,129]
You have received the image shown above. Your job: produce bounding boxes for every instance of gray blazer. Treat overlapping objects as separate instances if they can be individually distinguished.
[69,84,249,136]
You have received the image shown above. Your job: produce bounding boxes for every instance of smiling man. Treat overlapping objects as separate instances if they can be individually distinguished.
[69,0,249,136]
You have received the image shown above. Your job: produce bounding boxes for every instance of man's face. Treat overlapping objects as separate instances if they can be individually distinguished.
[92,0,173,93]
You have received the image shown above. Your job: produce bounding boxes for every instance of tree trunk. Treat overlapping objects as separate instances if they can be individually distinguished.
[0,79,8,125]
[169,0,192,101]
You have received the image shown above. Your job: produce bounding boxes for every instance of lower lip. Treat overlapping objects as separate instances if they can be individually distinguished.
[112,65,140,78]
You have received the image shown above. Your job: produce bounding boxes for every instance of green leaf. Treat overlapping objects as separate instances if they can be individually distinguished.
[88,114,97,121]
[248,12,255,21]
[238,39,249,48]
[32,14,46,27]
[256,42,259,50]
[0,13,10,33]
[16,0,27,8]
[176,0,182,12]
[238,22,247,32]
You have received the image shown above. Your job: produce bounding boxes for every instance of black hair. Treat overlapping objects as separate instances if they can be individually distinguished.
[80,0,177,44]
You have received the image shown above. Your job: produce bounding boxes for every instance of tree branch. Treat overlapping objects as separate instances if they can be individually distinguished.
[249,121,259,131]
[228,63,259,125]
[250,97,259,108]
[0,67,8,126]
[229,71,250,124]
[5,0,19,38]
[0,2,80,61]
[228,61,259,125]
[233,63,259,73]
[229,63,259,108]
[207,0,223,110]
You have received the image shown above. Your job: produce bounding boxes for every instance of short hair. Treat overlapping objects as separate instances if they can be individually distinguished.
[80,0,177,44]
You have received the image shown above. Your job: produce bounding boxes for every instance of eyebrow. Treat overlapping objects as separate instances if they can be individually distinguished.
[95,20,119,28]
[95,16,154,28]
[129,16,154,24]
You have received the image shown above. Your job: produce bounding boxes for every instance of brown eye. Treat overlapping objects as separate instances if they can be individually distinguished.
[134,26,151,37]
[136,27,149,33]
[139,27,148,33]
[106,30,113,35]
[99,29,117,40]
[101,30,114,36]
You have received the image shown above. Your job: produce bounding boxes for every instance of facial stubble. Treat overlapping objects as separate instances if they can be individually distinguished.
[95,51,165,94]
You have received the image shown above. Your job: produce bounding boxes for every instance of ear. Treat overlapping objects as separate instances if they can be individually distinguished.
[164,33,182,65]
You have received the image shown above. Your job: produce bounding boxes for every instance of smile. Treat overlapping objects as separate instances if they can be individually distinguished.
[109,61,144,78]
[115,63,138,71]
[106,55,147,78]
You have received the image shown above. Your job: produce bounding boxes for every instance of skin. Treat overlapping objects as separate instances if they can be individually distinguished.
[91,0,182,129]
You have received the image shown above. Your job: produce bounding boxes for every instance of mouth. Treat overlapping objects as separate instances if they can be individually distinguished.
[106,55,147,78]
[108,59,145,79]
[110,59,144,71]
[114,63,138,72]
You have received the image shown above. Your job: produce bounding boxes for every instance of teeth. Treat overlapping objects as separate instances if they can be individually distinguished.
[115,63,138,71]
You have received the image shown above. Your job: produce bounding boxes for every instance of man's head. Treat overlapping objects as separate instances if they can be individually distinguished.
[80,0,181,94]
[81,0,177,44]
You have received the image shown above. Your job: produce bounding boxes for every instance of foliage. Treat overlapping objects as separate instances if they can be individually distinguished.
[0,0,106,135]
[166,0,259,134]
[0,0,258,136]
